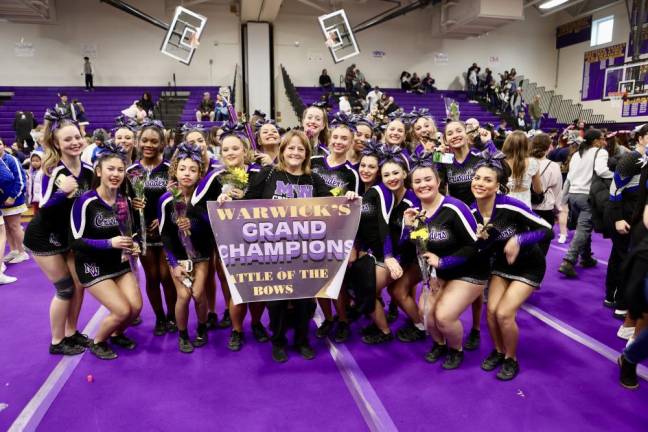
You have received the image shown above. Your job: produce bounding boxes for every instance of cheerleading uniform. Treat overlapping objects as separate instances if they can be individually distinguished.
[0,152,27,216]
[126,160,170,248]
[471,194,553,288]
[437,150,484,205]
[24,162,94,255]
[356,183,393,263]
[310,155,359,195]
[70,191,137,287]
[401,196,488,284]
[386,189,420,266]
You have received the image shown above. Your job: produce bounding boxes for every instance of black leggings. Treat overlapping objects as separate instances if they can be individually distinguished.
[267,299,315,348]
[534,209,555,256]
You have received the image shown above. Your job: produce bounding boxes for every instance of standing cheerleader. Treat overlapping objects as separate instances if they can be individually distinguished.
[127,121,177,336]
[159,143,213,353]
[437,120,485,350]
[401,153,488,368]
[71,143,142,360]
[193,125,270,351]
[310,116,359,341]
[302,104,329,155]
[409,109,438,154]
[255,119,281,166]
[113,117,138,166]
[347,116,375,170]
[24,110,94,355]
[471,153,553,380]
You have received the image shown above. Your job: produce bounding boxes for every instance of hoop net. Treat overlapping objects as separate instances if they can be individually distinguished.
[608,91,627,108]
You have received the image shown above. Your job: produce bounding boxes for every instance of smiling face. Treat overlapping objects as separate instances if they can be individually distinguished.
[302,107,325,137]
[444,121,467,151]
[220,135,247,168]
[359,155,379,184]
[176,158,200,188]
[411,167,440,201]
[139,128,163,160]
[282,136,307,170]
[55,124,84,158]
[114,127,135,155]
[185,131,207,150]
[471,166,500,200]
[329,126,353,157]
[385,120,406,146]
[413,117,436,141]
[259,123,280,147]
[354,124,372,152]
[96,156,125,191]
[381,161,406,192]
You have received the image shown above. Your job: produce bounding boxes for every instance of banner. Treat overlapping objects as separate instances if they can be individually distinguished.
[582,43,626,101]
[622,95,648,117]
[207,197,361,304]
[556,16,592,49]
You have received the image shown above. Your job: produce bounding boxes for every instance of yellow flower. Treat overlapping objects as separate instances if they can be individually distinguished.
[410,227,429,241]
[330,187,343,197]
[230,167,249,185]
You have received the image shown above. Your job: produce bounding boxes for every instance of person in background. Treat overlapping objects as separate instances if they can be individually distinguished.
[71,99,89,137]
[139,92,155,117]
[55,93,72,118]
[410,73,423,94]
[400,71,411,91]
[345,64,356,92]
[215,94,229,122]
[339,96,352,115]
[514,110,528,132]
[319,69,334,96]
[196,92,216,122]
[529,95,542,131]
[26,150,43,215]
[0,138,29,265]
[13,111,37,153]
[366,86,382,113]
[422,73,436,93]
[83,57,94,91]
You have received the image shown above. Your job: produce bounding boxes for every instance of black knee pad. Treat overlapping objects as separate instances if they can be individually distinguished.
[54,277,75,300]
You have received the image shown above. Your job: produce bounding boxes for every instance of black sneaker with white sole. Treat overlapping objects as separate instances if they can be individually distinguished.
[178,337,194,353]
[228,330,244,351]
[109,334,137,350]
[481,349,505,371]
[496,358,520,381]
[361,331,394,345]
[442,348,464,370]
[49,338,85,356]
[90,341,118,360]
[333,321,351,343]
[69,331,92,348]
[425,343,448,363]
[316,319,334,339]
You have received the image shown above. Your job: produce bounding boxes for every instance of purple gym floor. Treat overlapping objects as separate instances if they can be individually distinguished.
[2,233,647,431]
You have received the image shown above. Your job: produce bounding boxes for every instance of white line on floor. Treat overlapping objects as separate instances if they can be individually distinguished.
[550,244,609,265]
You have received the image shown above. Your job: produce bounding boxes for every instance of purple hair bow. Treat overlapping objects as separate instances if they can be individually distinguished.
[96,140,127,161]
[409,107,431,122]
[44,108,74,130]
[330,112,357,132]
[360,139,383,158]
[174,142,204,163]
[254,118,277,129]
[378,145,407,167]
[252,110,267,119]
[220,122,247,140]
[180,122,205,134]
[474,149,506,171]
[409,151,435,171]
[140,119,165,130]
[112,115,138,134]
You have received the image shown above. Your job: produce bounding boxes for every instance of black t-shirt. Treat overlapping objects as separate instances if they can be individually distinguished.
[245,166,331,200]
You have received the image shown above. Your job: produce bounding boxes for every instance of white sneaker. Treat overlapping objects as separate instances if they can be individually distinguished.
[7,252,29,264]
[617,325,635,340]
[558,234,567,244]
[0,273,17,284]
[2,251,18,262]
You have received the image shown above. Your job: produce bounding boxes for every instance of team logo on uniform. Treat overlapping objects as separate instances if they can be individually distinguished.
[95,213,118,228]
[48,233,62,247]
[84,263,100,278]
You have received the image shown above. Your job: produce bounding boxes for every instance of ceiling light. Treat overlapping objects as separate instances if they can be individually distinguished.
[539,0,569,9]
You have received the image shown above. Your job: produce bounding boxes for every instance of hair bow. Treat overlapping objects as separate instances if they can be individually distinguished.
[43,108,74,130]
[220,122,247,139]
[409,151,435,171]
[112,115,138,134]
[96,140,127,161]
[409,107,431,121]
[310,101,328,109]
[180,122,205,134]
[330,112,357,132]
[252,110,267,119]
[475,150,506,171]
[254,118,277,129]
[174,142,204,163]
[139,119,165,130]
[351,115,376,131]
[360,139,383,158]
[378,145,407,167]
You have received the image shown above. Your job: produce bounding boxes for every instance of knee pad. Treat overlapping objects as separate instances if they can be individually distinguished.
[54,277,75,300]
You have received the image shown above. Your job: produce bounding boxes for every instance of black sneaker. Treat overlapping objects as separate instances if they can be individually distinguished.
[558,260,577,278]
[316,319,334,339]
[69,331,92,348]
[251,323,270,343]
[603,298,615,309]
[109,334,136,350]
[297,344,316,360]
[346,304,361,322]
[193,330,208,348]
[442,348,464,370]
[425,343,448,363]
[580,256,598,268]
[228,330,244,351]
[481,349,505,371]
[49,339,85,356]
[361,323,380,336]
[166,318,178,333]
[618,355,639,389]
[464,329,481,351]
[396,322,426,342]
[272,345,288,363]
[613,309,628,320]
[206,312,219,330]
[90,341,118,360]
[333,321,351,343]
[131,316,142,326]
[217,309,232,329]
[496,358,520,381]
[153,318,167,336]
[386,302,399,323]
[178,337,194,353]
[361,330,394,345]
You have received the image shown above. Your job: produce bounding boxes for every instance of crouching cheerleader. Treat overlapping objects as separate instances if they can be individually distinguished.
[70,143,143,360]
[401,152,489,369]
[470,151,553,380]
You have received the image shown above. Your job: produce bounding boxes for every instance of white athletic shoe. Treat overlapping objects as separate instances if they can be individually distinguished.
[557,234,567,244]
[2,250,18,262]
[0,273,17,284]
[7,252,29,264]
[617,325,635,340]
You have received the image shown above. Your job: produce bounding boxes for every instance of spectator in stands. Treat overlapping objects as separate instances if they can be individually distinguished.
[422,73,436,93]
[354,68,366,87]
[9,143,27,163]
[400,71,411,91]
[196,92,216,122]
[71,98,89,137]
[345,64,356,92]
[208,126,223,157]
[139,92,155,117]
[83,56,94,91]
[12,111,37,153]
[366,86,382,113]
[514,110,528,131]
[529,95,542,130]
[409,73,423,94]
[80,128,109,166]
[0,138,29,265]
[558,129,612,278]
[215,94,229,122]
[339,96,352,115]
[382,96,399,115]
[509,68,517,80]
[510,88,525,117]
[26,150,43,215]
[319,69,334,95]
[55,93,71,117]
[467,63,480,100]
[134,102,148,124]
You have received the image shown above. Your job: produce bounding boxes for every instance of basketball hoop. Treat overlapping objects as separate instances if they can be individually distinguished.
[608,91,626,108]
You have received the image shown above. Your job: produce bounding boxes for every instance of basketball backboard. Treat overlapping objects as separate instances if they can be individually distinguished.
[318,10,360,63]
[603,60,648,100]
[160,6,207,65]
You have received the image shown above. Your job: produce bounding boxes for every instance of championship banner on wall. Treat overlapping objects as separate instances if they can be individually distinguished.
[207,197,361,304]
[582,43,626,101]
[622,95,648,117]
[627,27,648,58]
[556,16,591,49]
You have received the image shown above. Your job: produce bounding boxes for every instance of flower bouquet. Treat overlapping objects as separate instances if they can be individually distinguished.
[127,170,148,256]
[410,212,439,330]
[220,166,249,197]
[113,194,134,264]
[170,186,198,290]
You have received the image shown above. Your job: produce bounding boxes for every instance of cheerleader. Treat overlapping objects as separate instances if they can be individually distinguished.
[193,125,269,351]
[227,130,333,362]
[470,154,553,380]
[127,121,177,336]
[0,138,29,264]
[401,153,488,368]
[310,116,359,341]
[347,116,375,170]
[24,109,94,355]
[159,143,213,353]
[70,143,142,360]
[302,103,329,155]
[113,116,138,166]
[437,120,486,350]
[255,119,281,166]
[409,109,438,154]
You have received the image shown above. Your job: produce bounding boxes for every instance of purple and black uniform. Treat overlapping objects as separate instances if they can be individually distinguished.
[357,183,393,262]
[471,194,553,288]
[24,162,94,255]
[387,189,420,266]
[401,196,488,284]
[310,155,359,195]
[437,150,484,205]
[70,191,138,287]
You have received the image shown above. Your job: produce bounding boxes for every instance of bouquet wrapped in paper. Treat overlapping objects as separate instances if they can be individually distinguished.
[444,97,460,121]
[220,166,249,197]
[410,212,440,330]
[113,194,134,264]
[171,186,198,290]
[127,169,148,256]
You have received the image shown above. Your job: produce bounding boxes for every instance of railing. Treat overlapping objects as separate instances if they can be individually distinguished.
[281,65,306,119]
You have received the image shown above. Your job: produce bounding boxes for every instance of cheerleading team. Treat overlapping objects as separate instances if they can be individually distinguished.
[302,104,329,156]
